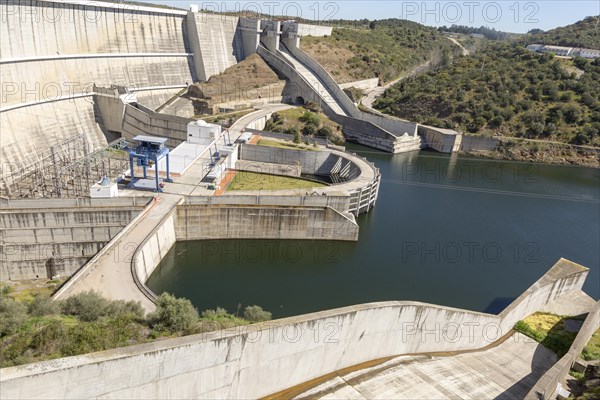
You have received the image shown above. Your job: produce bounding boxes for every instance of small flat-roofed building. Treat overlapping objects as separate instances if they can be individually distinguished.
[574,48,600,59]
[526,44,544,52]
[187,120,222,146]
[542,45,573,57]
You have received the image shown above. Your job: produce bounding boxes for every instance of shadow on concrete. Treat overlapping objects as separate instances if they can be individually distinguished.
[483,297,515,314]
[493,341,556,400]
[494,315,586,400]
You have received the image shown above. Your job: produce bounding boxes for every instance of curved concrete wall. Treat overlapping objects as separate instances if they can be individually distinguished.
[0,259,589,399]
[175,204,359,242]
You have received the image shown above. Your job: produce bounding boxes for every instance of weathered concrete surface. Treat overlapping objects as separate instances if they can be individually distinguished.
[53,194,182,312]
[291,333,557,400]
[236,160,302,177]
[0,0,194,170]
[418,125,463,153]
[187,12,244,82]
[0,198,145,281]
[240,144,361,178]
[1,259,589,400]
[175,204,359,242]
[528,300,600,399]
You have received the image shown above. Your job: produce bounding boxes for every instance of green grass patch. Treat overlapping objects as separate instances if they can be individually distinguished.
[197,109,254,124]
[257,139,318,151]
[227,172,325,192]
[514,312,580,357]
[582,328,600,361]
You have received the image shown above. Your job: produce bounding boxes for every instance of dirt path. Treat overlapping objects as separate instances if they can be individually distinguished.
[360,61,430,111]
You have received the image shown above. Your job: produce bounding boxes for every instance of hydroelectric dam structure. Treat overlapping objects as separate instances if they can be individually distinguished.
[0,2,598,399]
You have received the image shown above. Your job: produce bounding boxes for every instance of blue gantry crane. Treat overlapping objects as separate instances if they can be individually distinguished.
[126,135,173,192]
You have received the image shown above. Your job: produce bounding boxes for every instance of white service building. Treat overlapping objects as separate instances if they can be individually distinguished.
[187,120,222,145]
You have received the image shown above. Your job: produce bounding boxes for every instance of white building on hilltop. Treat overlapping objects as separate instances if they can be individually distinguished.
[527,44,600,59]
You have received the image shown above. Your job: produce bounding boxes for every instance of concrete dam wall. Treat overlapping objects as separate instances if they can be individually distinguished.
[0,259,590,399]
[0,0,195,173]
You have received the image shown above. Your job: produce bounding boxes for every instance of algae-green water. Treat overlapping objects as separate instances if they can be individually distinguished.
[147,145,600,318]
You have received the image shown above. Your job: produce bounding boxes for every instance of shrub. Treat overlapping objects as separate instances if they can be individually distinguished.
[293,129,302,144]
[148,293,198,332]
[201,307,230,320]
[105,300,145,320]
[29,295,61,317]
[300,111,321,126]
[285,126,299,136]
[0,297,28,337]
[304,101,321,113]
[243,305,272,323]
[317,126,333,138]
[303,122,318,136]
[61,291,110,322]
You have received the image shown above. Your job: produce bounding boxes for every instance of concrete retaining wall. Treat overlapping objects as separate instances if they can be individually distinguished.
[175,204,359,242]
[0,199,145,280]
[460,135,500,152]
[0,259,589,399]
[236,160,302,177]
[527,300,600,399]
[183,195,351,215]
[240,144,359,177]
[418,125,462,153]
[121,103,192,147]
[132,213,177,293]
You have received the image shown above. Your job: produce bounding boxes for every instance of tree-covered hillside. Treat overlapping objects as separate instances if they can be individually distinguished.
[526,16,600,49]
[301,19,456,84]
[374,42,600,146]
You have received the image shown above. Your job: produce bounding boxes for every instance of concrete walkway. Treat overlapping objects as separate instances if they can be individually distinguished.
[54,193,182,312]
[290,333,556,400]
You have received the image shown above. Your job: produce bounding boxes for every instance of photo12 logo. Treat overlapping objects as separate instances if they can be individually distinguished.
[198,1,340,21]
[400,1,540,25]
